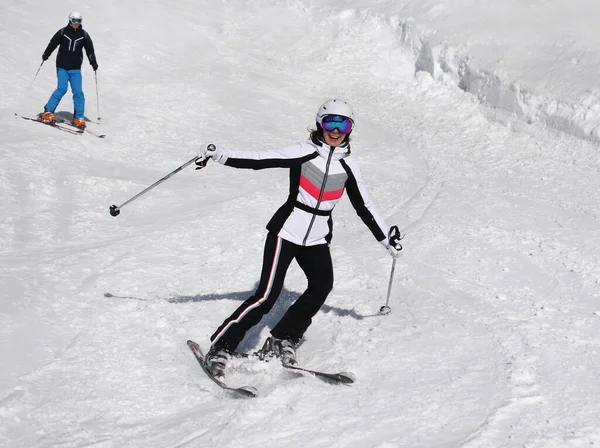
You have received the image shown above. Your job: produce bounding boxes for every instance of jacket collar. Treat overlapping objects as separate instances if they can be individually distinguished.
[309,135,351,160]
[65,24,83,33]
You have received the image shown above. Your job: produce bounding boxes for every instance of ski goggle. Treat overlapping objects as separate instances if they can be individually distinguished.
[70,18,82,24]
[321,115,353,133]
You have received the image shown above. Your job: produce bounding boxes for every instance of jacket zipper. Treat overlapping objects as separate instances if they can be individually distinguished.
[302,147,334,246]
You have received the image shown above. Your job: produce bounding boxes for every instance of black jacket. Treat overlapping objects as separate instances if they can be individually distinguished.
[43,25,97,70]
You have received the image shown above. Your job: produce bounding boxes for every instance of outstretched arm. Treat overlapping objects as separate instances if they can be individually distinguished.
[199,142,317,170]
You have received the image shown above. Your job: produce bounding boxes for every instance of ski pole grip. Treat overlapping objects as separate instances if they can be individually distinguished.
[195,144,215,170]
[389,225,401,242]
[388,225,403,252]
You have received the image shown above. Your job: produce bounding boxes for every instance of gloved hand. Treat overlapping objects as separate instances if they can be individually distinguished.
[42,53,49,61]
[381,225,403,258]
[195,142,223,168]
[91,61,98,71]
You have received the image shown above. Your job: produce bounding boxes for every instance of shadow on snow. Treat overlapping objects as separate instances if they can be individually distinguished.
[104,287,374,352]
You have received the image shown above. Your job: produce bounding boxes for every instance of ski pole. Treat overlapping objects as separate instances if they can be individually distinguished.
[380,225,402,316]
[16,60,45,111]
[29,60,44,89]
[379,258,396,316]
[95,71,101,121]
[14,61,45,119]
[109,155,202,217]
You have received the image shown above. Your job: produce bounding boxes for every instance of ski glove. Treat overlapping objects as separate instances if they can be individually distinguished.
[195,142,224,168]
[42,53,49,61]
[91,61,98,71]
[381,225,403,258]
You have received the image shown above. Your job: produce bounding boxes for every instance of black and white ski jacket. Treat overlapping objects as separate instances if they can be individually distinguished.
[213,136,389,247]
[43,25,97,71]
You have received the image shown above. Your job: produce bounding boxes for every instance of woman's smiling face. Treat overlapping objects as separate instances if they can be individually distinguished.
[322,127,347,147]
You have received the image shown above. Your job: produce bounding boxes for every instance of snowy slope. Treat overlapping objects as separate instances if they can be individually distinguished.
[307,0,600,143]
[1,0,599,447]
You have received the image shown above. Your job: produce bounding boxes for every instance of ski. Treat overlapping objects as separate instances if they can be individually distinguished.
[239,351,355,385]
[18,115,83,135]
[282,363,356,385]
[187,340,258,398]
[56,118,106,139]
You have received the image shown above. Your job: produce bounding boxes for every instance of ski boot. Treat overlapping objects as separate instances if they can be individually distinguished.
[72,117,86,129]
[39,109,56,123]
[257,336,297,365]
[205,346,230,378]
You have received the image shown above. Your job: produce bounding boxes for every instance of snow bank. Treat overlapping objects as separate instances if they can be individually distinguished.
[394,17,600,143]
[305,1,600,144]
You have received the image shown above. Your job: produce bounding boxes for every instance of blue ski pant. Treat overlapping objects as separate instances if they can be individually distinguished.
[45,68,85,118]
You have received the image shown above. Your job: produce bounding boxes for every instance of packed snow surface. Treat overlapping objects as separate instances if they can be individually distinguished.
[1,1,599,447]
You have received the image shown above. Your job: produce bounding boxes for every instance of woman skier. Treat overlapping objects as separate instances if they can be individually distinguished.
[197,99,403,377]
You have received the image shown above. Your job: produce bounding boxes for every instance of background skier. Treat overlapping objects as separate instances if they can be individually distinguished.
[197,99,403,377]
[39,11,98,129]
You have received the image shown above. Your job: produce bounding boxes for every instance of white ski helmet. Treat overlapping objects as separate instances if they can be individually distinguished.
[69,11,83,23]
[315,99,354,124]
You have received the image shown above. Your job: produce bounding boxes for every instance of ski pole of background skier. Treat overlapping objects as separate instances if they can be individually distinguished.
[29,60,44,89]
[13,61,45,118]
[109,150,212,216]
[380,225,402,316]
[95,71,101,121]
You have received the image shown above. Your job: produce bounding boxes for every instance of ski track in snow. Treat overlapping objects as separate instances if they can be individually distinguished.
[1,0,600,447]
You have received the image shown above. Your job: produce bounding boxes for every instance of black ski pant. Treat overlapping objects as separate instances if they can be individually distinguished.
[210,232,333,352]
